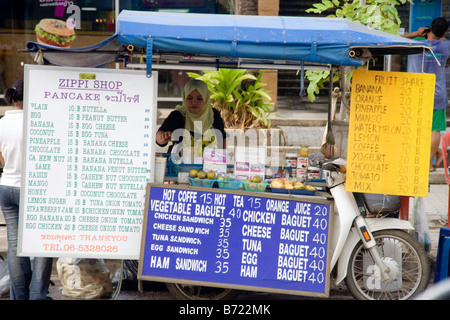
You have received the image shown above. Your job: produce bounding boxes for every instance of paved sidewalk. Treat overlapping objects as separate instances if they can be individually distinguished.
[411,181,449,258]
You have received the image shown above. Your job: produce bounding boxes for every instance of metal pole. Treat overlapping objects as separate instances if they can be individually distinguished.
[115,0,119,32]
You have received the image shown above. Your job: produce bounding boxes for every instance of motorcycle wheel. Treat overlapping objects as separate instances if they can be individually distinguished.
[345,229,430,300]
[166,283,239,300]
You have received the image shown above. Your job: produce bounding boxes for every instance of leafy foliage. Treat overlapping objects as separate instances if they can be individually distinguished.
[188,69,277,129]
[306,0,410,35]
[304,0,412,101]
[304,69,342,103]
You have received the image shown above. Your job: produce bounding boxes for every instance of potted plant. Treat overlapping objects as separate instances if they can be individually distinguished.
[188,68,286,165]
[188,69,276,129]
[189,68,286,141]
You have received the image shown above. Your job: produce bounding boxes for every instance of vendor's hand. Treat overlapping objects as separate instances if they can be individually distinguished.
[416,27,428,38]
[157,131,172,145]
[402,27,428,39]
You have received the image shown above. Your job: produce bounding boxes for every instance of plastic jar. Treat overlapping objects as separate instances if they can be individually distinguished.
[307,167,320,180]
[286,153,297,177]
[297,145,309,169]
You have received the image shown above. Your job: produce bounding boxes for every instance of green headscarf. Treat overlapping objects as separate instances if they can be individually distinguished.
[175,79,214,134]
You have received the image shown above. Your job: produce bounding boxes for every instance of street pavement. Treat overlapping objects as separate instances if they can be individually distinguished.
[0,97,449,301]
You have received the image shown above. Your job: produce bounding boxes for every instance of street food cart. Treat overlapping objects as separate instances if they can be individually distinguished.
[24,11,432,299]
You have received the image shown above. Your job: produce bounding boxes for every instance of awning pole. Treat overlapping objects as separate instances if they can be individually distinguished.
[326,67,335,159]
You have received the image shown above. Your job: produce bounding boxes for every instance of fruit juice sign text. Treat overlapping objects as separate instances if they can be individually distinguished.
[346,70,435,197]
[139,184,333,297]
[19,65,157,259]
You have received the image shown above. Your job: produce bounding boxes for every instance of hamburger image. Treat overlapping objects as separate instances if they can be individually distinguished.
[35,18,76,48]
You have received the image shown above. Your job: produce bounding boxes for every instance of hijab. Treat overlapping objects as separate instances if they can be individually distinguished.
[174,79,214,134]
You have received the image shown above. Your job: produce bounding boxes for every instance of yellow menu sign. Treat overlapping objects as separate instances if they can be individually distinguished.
[346,70,435,197]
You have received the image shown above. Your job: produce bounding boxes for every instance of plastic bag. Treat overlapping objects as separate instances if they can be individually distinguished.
[111,260,139,289]
[56,258,113,299]
[0,256,10,297]
[413,197,431,252]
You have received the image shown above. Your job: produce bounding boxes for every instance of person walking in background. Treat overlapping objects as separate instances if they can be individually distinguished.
[403,17,450,172]
[0,79,53,300]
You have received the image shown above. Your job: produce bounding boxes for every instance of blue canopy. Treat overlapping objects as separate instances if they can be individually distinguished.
[116,11,428,76]
[27,11,428,76]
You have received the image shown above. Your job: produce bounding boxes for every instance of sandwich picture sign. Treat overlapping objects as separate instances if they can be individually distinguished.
[19,65,158,259]
[35,18,77,48]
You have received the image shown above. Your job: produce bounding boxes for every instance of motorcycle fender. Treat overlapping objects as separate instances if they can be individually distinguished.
[334,218,413,285]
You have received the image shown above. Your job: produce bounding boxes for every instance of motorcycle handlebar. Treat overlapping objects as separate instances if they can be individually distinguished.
[322,162,346,173]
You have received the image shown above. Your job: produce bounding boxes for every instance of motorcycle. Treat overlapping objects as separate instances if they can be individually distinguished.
[322,158,430,299]
[167,158,431,300]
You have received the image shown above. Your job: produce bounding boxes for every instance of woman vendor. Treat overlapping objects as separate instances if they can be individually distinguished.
[156,79,226,157]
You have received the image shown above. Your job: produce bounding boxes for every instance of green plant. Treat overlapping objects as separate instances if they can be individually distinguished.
[307,0,410,35]
[304,0,412,102]
[304,69,342,103]
[188,69,276,129]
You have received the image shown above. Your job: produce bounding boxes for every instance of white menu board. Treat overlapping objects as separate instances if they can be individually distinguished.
[19,65,157,259]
